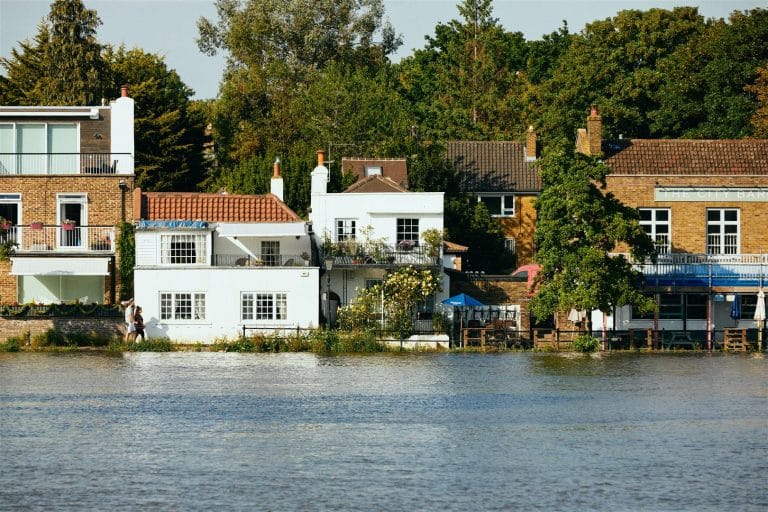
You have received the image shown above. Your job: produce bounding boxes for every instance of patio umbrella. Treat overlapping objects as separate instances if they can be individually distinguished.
[754,289,765,350]
[568,308,587,323]
[442,293,484,346]
[730,294,741,320]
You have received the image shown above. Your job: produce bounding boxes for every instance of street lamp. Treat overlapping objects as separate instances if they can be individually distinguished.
[324,255,335,328]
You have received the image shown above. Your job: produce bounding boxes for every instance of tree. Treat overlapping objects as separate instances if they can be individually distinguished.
[533,7,705,141]
[106,47,207,191]
[652,8,768,138]
[445,196,513,273]
[395,0,529,140]
[0,0,108,105]
[530,143,656,323]
[747,66,768,138]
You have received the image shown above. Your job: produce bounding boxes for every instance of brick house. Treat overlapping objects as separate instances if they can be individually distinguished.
[0,87,134,304]
[446,130,541,266]
[580,107,768,345]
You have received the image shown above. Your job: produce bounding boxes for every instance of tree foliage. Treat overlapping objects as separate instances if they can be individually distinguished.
[531,143,656,320]
[747,66,768,138]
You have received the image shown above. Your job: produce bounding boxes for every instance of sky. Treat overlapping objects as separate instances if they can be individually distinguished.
[1,0,766,100]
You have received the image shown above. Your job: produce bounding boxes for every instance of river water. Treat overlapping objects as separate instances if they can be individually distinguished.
[0,352,766,511]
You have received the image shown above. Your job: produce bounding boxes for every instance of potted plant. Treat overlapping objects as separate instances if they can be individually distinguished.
[397,239,415,252]
[301,251,311,266]
[30,221,43,230]
[0,217,11,231]
[422,228,444,258]
[62,220,76,231]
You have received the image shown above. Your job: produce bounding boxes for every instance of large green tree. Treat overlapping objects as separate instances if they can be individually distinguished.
[107,47,207,191]
[747,66,768,138]
[0,0,108,105]
[531,143,656,322]
[396,0,529,140]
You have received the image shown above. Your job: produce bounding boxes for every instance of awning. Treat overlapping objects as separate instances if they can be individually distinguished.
[10,257,110,276]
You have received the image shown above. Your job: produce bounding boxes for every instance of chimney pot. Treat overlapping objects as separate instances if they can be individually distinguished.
[120,85,128,98]
[316,150,326,167]
[273,157,281,178]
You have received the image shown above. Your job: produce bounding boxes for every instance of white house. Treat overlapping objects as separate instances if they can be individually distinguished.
[308,150,449,330]
[133,163,319,342]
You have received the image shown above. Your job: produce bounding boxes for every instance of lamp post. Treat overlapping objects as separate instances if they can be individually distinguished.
[324,255,335,328]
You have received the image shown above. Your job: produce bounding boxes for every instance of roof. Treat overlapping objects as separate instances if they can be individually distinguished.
[446,141,541,192]
[443,241,469,253]
[341,158,408,188]
[344,175,409,193]
[137,191,302,223]
[604,139,768,175]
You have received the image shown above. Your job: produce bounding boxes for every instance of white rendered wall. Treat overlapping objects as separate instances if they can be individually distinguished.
[109,96,134,174]
[310,191,444,245]
[134,267,320,342]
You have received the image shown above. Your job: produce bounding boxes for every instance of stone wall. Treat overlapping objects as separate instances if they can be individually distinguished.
[0,316,124,342]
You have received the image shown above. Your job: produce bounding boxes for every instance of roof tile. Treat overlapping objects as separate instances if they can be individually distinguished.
[446,141,541,192]
[140,192,302,223]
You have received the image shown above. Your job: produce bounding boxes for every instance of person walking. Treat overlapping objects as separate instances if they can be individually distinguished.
[133,306,145,343]
[122,298,136,342]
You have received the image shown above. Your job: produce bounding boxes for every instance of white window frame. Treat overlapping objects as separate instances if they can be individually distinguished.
[260,240,280,266]
[160,233,207,265]
[707,208,739,255]
[364,165,382,176]
[241,292,288,321]
[159,292,206,321]
[504,237,516,255]
[0,122,79,174]
[335,219,357,241]
[477,193,515,217]
[639,208,671,255]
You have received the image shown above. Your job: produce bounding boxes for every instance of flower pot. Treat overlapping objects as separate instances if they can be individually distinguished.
[62,223,75,231]
[30,222,43,230]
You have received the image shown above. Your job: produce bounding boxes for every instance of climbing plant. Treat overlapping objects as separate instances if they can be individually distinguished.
[117,222,134,300]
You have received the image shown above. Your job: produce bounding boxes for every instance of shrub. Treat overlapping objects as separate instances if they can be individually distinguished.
[127,338,173,352]
[572,334,600,353]
[31,329,67,348]
[0,337,20,352]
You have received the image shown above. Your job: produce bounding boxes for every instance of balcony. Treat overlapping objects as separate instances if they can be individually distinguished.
[212,254,314,267]
[627,253,768,288]
[1,225,115,253]
[324,243,440,268]
[0,153,133,175]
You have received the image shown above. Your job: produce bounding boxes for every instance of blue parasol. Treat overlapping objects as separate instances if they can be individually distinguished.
[441,293,484,307]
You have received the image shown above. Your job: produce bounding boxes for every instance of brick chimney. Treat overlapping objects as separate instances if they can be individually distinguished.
[525,125,537,161]
[270,157,284,201]
[586,105,602,156]
[120,84,129,97]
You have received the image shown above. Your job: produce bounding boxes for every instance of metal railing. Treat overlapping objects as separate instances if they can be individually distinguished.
[323,243,440,267]
[0,153,133,175]
[3,225,115,253]
[613,252,768,283]
[212,253,314,267]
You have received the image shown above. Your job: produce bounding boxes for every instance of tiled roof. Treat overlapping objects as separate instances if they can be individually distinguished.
[444,240,469,253]
[446,141,541,192]
[341,158,409,189]
[344,175,408,193]
[604,139,768,175]
[138,191,302,223]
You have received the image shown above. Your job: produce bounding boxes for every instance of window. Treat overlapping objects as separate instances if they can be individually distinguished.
[478,194,515,217]
[335,219,356,241]
[261,240,279,266]
[364,165,382,176]
[0,122,78,174]
[397,218,419,244]
[740,294,765,320]
[159,292,206,320]
[639,208,670,255]
[707,208,739,255]
[0,194,21,242]
[504,238,516,255]
[631,293,707,320]
[365,279,382,289]
[241,292,287,321]
[160,234,207,264]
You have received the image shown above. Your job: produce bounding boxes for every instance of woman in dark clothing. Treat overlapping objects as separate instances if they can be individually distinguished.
[133,306,145,342]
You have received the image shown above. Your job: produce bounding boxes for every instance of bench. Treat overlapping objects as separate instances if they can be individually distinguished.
[663,331,699,350]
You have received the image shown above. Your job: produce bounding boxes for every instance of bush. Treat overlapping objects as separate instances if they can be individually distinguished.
[127,338,173,352]
[572,334,600,353]
[31,329,67,348]
[0,337,20,352]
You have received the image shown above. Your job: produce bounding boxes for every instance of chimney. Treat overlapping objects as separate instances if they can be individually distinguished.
[270,157,284,201]
[311,149,329,196]
[525,125,537,161]
[133,187,143,220]
[120,84,129,98]
[586,105,602,156]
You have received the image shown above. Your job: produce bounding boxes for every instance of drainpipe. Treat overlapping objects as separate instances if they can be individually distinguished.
[707,259,712,351]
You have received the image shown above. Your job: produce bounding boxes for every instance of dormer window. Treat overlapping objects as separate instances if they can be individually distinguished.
[364,165,382,176]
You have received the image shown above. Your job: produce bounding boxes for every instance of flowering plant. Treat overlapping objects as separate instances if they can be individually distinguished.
[397,239,415,251]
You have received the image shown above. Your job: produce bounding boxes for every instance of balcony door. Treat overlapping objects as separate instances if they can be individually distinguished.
[57,194,87,249]
[0,193,21,246]
[0,123,78,174]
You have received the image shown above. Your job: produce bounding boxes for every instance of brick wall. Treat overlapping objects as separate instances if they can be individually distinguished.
[451,275,533,332]
[498,194,538,265]
[0,316,124,342]
[605,175,768,253]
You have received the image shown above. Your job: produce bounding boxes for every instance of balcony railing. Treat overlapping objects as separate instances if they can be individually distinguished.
[1,225,115,253]
[212,254,314,267]
[323,243,440,267]
[0,153,133,175]
[620,253,768,287]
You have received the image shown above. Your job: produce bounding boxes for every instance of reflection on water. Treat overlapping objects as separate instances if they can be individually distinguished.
[0,352,766,511]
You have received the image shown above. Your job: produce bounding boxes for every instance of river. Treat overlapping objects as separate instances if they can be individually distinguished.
[0,351,766,511]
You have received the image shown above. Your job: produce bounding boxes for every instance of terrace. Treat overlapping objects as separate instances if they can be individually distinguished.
[0,152,134,175]
[1,225,115,253]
